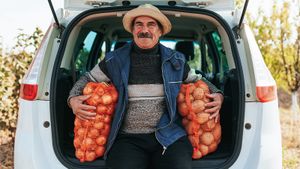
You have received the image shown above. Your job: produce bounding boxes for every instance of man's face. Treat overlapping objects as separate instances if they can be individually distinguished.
[132,16,162,49]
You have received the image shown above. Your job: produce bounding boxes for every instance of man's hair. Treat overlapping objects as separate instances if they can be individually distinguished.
[131,17,163,32]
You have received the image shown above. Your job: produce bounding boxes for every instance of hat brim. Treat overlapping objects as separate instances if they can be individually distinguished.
[123,7,171,35]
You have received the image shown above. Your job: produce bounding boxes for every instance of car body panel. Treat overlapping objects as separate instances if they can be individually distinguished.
[14,100,65,169]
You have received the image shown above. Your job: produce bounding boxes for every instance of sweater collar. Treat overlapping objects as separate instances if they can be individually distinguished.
[132,42,159,55]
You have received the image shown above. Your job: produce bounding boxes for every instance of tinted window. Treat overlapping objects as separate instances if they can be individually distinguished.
[212,31,229,76]
[75,31,97,75]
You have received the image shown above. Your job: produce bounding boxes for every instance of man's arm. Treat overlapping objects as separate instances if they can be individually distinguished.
[68,60,110,120]
[68,61,110,101]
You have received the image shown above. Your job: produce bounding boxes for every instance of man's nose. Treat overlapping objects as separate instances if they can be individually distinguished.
[141,25,150,32]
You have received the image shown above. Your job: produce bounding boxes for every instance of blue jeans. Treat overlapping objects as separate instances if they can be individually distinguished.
[106,133,193,169]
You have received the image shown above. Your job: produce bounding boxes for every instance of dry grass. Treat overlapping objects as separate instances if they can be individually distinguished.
[0,141,13,169]
[280,108,300,169]
[0,108,299,169]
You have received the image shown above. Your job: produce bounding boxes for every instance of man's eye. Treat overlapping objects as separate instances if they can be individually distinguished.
[135,23,143,27]
[148,23,157,28]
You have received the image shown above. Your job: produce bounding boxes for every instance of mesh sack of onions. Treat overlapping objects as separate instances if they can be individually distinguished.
[177,80,221,159]
[74,82,118,162]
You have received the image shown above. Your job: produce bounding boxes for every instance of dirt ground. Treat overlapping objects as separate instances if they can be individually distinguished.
[0,141,13,169]
[1,108,299,169]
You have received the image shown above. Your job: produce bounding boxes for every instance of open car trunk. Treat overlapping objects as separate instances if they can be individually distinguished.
[50,6,244,169]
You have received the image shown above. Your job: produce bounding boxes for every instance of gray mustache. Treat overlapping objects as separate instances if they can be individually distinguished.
[137,32,152,38]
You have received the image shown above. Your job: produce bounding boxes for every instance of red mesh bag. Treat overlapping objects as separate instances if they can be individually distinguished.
[177,80,221,159]
[74,82,118,162]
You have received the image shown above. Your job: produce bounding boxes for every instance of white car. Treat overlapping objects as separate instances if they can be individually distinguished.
[14,0,282,168]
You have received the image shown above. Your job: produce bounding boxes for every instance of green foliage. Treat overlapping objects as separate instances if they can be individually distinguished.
[235,0,244,9]
[75,48,90,76]
[248,1,300,93]
[0,28,44,145]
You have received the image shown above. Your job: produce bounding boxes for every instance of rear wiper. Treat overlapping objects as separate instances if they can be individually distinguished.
[48,0,64,34]
[233,0,249,38]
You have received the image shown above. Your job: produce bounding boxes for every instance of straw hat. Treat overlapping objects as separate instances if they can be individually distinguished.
[122,4,172,35]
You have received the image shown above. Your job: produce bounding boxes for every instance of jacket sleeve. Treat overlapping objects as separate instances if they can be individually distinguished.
[183,63,223,94]
[67,60,111,105]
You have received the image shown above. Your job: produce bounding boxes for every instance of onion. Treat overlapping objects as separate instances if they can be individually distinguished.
[96,104,107,114]
[212,124,221,140]
[188,84,196,94]
[95,86,105,95]
[96,136,107,146]
[101,94,113,105]
[188,135,199,147]
[83,82,98,95]
[178,102,189,116]
[191,100,205,114]
[201,119,216,132]
[199,144,209,156]
[74,137,82,148]
[189,95,195,102]
[195,113,210,124]
[193,87,205,100]
[88,128,100,138]
[182,118,189,126]
[84,138,96,148]
[200,132,214,146]
[82,120,92,128]
[180,86,186,93]
[192,148,202,159]
[101,124,111,136]
[77,128,86,138]
[75,149,85,161]
[74,118,82,127]
[106,105,115,115]
[85,151,96,162]
[86,94,101,106]
[177,93,185,103]
[110,90,118,103]
[208,142,218,153]
[195,80,209,92]
[95,146,105,157]
[185,122,200,135]
[93,121,104,130]
[103,115,112,124]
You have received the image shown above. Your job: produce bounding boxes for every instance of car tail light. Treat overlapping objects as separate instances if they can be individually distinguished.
[20,84,38,100]
[256,85,277,103]
[20,24,53,101]
[252,54,277,103]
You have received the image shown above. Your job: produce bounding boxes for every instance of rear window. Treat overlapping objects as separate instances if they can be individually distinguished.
[75,31,97,75]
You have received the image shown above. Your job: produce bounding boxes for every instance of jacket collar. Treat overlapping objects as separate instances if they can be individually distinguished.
[112,42,178,80]
[159,43,176,62]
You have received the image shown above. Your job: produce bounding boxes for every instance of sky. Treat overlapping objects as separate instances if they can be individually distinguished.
[0,0,63,51]
[0,0,270,51]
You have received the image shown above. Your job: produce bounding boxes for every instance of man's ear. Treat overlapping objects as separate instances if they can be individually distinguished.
[159,29,163,37]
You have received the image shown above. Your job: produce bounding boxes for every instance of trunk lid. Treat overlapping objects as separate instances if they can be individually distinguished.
[63,0,235,11]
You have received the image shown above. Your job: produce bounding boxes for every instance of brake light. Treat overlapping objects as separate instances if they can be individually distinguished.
[20,84,38,100]
[256,86,277,102]
[20,24,53,100]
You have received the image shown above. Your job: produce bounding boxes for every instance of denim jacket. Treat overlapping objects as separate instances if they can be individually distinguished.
[104,42,187,158]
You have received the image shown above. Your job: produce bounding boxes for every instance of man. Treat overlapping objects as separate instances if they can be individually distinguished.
[68,4,223,169]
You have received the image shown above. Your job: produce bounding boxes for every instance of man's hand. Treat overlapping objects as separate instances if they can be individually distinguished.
[204,93,224,123]
[69,95,96,120]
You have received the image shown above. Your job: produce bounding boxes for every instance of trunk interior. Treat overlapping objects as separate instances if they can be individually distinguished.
[51,7,243,169]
